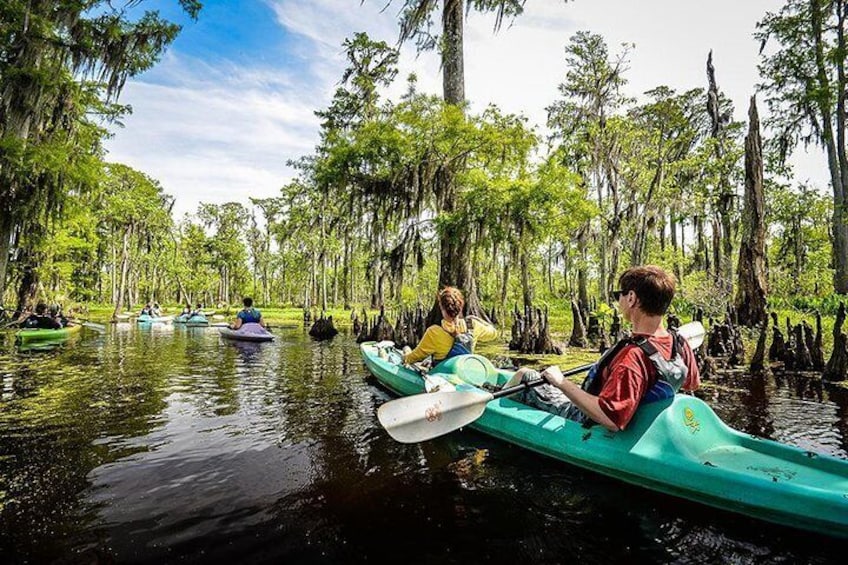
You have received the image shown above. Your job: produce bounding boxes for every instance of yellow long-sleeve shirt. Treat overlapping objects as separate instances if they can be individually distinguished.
[402,317,497,364]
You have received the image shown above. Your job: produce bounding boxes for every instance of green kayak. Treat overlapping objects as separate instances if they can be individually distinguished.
[16,324,82,343]
[360,342,848,538]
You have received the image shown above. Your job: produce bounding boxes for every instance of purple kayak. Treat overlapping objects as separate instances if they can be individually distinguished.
[218,323,274,342]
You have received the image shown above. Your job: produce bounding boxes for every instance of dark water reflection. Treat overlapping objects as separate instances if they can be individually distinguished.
[1,326,847,563]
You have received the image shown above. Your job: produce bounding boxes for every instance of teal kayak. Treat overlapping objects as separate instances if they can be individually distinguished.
[174,314,189,324]
[137,314,172,324]
[185,315,208,327]
[16,324,82,343]
[360,342,848,538]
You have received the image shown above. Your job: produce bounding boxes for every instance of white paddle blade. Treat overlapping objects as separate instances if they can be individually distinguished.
[677,321,706,350]
[377,390,494,443]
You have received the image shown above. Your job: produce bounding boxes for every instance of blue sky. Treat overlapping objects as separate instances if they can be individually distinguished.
[105,0,826,219]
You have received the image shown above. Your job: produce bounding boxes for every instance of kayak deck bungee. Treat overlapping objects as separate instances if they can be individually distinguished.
[360,342,848,538]
[16,324,83,343]
[218,323,274,342]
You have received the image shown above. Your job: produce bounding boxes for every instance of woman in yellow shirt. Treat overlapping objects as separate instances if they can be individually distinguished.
[402,286,497,366]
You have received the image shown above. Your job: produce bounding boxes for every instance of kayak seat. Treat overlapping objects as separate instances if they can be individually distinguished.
[629,396,730,459]
[434,354,499,388]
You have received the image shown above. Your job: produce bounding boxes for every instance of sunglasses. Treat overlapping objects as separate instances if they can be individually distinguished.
[611,289,629,301]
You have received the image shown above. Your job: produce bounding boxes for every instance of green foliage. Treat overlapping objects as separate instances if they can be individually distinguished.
[0,0,200,303]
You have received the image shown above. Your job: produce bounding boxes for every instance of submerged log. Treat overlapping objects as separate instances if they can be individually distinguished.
[768,312,787,362]
[813,312,825,370]
[355,310,370,342]
[351,309,363,335]
[308,312,338,340]
[509,304,562,354]
[392,305,427,349]
[749,319,769,374]
[706,315,745,365]
[790,323,813,370]
[367,306,395,343]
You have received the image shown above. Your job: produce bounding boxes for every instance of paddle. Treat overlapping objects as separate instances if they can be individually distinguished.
[70,319,107,332]
[377,321,706,444]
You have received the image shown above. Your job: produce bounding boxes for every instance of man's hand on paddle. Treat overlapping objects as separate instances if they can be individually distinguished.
[541,366,565,387]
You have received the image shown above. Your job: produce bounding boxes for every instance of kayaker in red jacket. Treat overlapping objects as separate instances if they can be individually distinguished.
[539,265,700,432]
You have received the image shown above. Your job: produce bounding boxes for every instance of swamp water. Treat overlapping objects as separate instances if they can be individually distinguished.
[1,324,846,563]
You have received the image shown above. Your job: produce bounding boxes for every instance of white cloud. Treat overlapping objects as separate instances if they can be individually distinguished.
[104,0,829,220]
[106,55,321,217]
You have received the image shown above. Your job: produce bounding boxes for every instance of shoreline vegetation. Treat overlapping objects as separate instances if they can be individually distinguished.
[3,2,848,386]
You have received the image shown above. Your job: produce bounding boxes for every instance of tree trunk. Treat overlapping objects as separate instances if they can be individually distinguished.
[112,225,132,321]
[441,0,465,105]
[425,0,488,324]
[500,254,509,307]
[0,216,13,304]
[15,262,38,314]
[811,0,848,292]
[520,249,532,309]
[332,253,338,308]
[343,235,351,309]
[577,223,590,314]
[631,154,664,266]
[735,96,768,327]
[706,51,735,288]
[321,251,327,312]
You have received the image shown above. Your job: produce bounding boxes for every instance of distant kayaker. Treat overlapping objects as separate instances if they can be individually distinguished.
[180,303,191,316]
[232,297,264,329]
[520,265,700,432]
[140,303,152,316]
[401,286,497,368]
[23,302,62,329]
[190,303,204,317]
[49,304,69,327]
[151,302,162,317]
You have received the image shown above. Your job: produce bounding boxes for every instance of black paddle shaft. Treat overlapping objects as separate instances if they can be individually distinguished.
[491,339,630,400]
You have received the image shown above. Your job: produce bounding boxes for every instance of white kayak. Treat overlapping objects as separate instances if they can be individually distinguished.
[218,323,274,342]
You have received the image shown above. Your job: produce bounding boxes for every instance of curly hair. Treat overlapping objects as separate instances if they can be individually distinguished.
[437,286,465,319]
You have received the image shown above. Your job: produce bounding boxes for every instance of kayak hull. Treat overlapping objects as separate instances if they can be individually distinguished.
[16,324,82,343]
[360,342,848,538]
[137,315,172,324]
[185,315,209,327]
[219,323,274,342]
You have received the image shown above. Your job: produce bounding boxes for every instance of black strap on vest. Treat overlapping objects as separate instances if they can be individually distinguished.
[585,329,682,396]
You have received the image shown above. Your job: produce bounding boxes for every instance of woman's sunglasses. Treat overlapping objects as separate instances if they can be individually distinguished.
[610,289,629,301]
